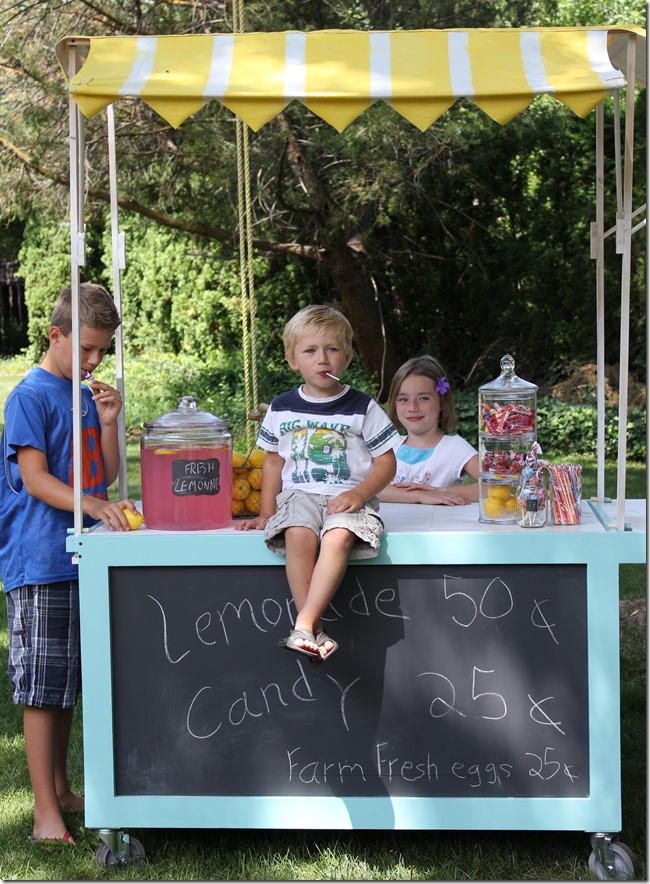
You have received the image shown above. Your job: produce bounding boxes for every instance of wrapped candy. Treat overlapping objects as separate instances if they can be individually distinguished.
[481,402,536,436]
[481,446,526,477]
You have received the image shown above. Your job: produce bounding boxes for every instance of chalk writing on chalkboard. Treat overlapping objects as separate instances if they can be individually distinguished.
[109,564,588,798]
[171,458,220,496]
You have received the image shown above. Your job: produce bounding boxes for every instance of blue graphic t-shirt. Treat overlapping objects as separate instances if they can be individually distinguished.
[0,367,108,592]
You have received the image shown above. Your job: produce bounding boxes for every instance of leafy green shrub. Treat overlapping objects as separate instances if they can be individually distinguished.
[18,219,73,358]
[105,220,243,357]
[537,397,647,462]
[104,344,378,439]
[453,390,477,439]
[18,217,108,360]
[104,215,314,366]
[454,390,646,462]
[100,352,245,431]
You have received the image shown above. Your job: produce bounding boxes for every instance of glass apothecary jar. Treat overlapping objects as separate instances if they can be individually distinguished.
[516,467,548,528]
[478,355,538,525]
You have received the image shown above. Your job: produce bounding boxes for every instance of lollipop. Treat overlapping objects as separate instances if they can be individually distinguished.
[515,443,548,528]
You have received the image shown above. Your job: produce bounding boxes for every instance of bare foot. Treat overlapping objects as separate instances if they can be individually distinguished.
[313,626,339,660]
[32,812,75,844]
[287,623,319,655]
[58,790,84,813]
[318,638,335,658]
[294,634,319,654]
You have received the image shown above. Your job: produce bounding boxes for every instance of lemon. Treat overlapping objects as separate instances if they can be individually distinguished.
[122,507,145,530]
[503,497,516,513]
[233,477,251,501]
[231,498,246,516]
[233,467,250,481]
[482,497,504,519]
[248,449,266,468]
[154,448,177,455]
[248,468,263,490]
[244,490,261,513]
[487,484,511,501]
[232,451,248,468]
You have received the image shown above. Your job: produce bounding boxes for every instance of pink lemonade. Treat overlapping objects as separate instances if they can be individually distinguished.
[141,443,233,530]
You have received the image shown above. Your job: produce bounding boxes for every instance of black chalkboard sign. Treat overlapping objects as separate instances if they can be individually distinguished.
[171,458,221,496]
[109,564,589,799]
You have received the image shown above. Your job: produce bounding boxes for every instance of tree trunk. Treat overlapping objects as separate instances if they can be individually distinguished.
[322,235,401,402]
[274,112,401,401]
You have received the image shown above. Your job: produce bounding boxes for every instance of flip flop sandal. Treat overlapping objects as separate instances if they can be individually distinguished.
[278,627,320,659]
[27,831,74,847]
[313,630,339,661]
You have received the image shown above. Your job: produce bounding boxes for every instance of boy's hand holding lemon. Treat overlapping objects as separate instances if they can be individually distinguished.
[122,505,145,530]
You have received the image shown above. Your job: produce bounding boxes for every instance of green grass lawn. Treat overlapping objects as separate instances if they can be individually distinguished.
[0,370,646,880]
[0,373,26,408]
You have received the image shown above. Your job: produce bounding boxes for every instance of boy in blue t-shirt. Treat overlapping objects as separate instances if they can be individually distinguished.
[0,283,137,844]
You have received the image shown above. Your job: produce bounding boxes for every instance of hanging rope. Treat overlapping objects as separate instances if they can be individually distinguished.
[233,0,259,449]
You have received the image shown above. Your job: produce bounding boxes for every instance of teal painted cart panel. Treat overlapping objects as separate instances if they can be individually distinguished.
[68,500,645,832]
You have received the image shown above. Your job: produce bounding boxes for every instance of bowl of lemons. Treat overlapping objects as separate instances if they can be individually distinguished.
[231,448,266,517]
[480,482,517,523]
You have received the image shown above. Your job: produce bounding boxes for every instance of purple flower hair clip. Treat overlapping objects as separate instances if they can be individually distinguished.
[436,376,450,395]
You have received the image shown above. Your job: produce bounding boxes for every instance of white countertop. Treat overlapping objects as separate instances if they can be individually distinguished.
[378,499,646,534]
[89,499,646,536]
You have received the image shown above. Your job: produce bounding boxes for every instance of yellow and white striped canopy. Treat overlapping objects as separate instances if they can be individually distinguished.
[56,26,645,131]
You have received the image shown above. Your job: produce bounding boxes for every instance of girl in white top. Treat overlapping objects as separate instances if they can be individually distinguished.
[379,355,479,505]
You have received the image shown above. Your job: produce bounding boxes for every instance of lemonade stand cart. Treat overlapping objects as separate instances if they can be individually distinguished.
[58,26,646,877]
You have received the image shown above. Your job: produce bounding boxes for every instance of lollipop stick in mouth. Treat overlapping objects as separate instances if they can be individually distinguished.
[325,372,340,381]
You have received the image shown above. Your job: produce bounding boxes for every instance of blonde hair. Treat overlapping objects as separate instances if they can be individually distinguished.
[51,283,121,336]
[283,304,354,361]
[387,355,457,433]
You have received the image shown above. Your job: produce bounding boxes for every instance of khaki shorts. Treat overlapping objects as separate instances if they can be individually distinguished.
[264,489,384,560]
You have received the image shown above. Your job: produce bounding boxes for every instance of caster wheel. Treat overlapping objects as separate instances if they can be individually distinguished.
[96,835,146,868]
[589,842,640,880]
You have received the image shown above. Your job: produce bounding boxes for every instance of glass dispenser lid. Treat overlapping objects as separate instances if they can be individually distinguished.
[144,397,230,437]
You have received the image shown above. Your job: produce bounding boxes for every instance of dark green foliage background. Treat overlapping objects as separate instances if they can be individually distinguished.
[1,0,646,393]
[92,354,646,462]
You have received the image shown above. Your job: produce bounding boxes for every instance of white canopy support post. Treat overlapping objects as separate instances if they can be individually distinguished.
[614,34,636,531]
[107,103,128,500]
[68,42,86,537]
[613,92,623,216]
[592,101,606,504]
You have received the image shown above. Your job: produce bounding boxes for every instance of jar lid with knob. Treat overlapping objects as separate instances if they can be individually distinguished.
[143,396,231,444]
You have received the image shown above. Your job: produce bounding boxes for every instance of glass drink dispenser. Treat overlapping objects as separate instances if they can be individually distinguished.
[141,396,232,530]
[478,355,537,524]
